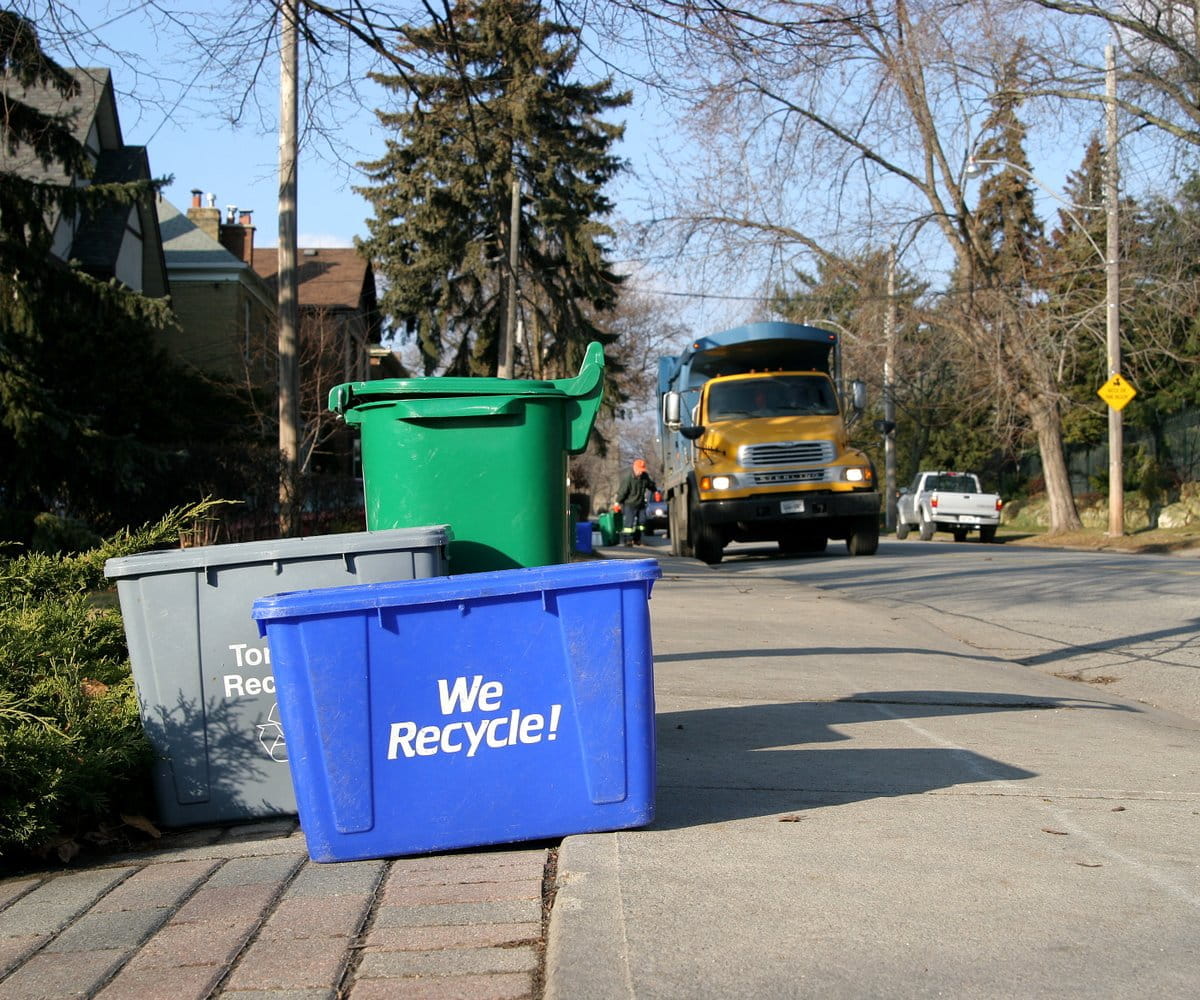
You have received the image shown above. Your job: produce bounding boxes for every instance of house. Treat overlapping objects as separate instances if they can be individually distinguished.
[0,67,168,296]
[252,246,401,383]
[252,247,401,479]
[155,192,276,380]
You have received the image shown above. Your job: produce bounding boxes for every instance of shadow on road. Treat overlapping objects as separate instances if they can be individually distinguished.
[650,691,1128,830]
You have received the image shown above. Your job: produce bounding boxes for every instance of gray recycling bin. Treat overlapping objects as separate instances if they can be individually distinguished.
[105,526,449,827]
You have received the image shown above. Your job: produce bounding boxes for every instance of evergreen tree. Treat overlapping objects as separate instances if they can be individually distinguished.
[0,14,239,533]
[955,51,1082,530]
[772,250,995,482]
[357,0,630,378]
[1042,136,1110,447]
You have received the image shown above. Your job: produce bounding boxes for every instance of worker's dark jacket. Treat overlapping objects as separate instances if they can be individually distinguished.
[616,471,655,510]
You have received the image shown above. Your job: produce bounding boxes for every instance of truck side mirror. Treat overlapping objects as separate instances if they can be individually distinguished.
[843,379,867,427]
[680,424,705,440]
[663,391,682,431]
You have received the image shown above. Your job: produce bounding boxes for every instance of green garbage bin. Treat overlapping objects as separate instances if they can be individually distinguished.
[330,343,605,574]
[598,509,622,546]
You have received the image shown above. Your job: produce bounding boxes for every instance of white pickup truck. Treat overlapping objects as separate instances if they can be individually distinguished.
[896,471,1003,542]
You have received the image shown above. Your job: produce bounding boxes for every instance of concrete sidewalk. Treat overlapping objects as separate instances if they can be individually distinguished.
[2,543,1198,998]
[547,548,1200,998]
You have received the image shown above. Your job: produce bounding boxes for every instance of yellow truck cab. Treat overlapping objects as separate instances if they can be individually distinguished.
[658,322,881,564]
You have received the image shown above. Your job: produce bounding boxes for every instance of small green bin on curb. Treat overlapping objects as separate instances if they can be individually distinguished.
[598,510,622,546]
[330,342,605,574]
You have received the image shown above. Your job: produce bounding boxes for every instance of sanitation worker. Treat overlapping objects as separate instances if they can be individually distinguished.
[615,458,656,546]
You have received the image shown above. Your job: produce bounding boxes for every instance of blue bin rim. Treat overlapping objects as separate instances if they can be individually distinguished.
[251,558,661,624]
[104,525,450,579]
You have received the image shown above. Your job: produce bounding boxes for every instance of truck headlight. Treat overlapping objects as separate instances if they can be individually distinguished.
[843,467,872,483]
[706,475,734,490]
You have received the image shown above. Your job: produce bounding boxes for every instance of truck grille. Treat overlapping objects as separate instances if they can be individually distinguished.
[739,441,836,467]
[750,468,829,486]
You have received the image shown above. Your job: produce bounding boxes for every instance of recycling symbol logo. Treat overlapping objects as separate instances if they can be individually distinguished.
[256,703,287,762]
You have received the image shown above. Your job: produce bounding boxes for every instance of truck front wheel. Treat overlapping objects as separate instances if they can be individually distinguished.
[688,492,724,565]
[847,516,880,556]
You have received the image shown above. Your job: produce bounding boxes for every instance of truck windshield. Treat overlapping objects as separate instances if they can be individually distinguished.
[706,376,837,421]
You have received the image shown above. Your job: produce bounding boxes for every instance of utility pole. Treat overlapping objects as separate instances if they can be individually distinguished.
[1105,43,1123,537]
[884,246,898,531]
[277,0,300,535]
[499,173,520,379]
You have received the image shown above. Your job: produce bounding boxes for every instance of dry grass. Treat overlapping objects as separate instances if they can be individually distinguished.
[999,526,1200,555]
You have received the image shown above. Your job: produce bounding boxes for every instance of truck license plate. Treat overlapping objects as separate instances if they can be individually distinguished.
[780,499,805,514]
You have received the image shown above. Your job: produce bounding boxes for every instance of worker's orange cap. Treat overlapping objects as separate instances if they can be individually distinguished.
[633,459,647,473]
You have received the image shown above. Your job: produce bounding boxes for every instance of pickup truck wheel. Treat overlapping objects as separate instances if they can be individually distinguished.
[846,517,880,556]
[918,516,935,541]
[953,528,968,543]
[895,521,910,540]
[979,525,997,543]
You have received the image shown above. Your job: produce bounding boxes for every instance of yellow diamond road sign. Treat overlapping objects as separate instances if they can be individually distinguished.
[1098,373,1137,411]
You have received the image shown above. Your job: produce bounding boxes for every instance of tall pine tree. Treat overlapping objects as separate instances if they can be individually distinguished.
[357,0,630,378]
[1042,136,1110,447]
[956,50,1083,531]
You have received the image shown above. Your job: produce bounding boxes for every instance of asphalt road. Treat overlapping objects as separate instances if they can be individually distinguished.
[706,535,1200,724]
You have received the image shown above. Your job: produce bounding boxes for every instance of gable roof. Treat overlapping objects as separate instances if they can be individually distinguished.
[0,67,118,181]
[253,247,376,311]
[71,146,152,272]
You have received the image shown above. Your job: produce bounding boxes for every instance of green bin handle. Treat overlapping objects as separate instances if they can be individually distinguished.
[344,395,526,424]
[551,341,606,454]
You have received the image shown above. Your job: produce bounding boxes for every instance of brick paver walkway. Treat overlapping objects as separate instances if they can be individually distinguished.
[0,821,552,1000]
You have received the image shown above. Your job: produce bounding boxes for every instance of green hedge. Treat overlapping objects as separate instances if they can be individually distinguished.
[0,501,224,863]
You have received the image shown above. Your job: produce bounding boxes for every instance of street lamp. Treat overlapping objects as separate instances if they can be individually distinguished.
[806,313,898,531]
[805,316,853,401]
[964,146,1124,536]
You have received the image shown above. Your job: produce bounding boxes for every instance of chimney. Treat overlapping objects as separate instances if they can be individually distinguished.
[187,190,221,242]
[218,207,256,266]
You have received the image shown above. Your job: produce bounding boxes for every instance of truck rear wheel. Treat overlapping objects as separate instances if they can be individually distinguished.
[895,521,910,540]
[918,515,936,541]
[979,525,997,543]
[846,516,880,556]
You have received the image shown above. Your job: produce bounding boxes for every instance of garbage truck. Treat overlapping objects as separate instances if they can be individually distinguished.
[657,321,881,564]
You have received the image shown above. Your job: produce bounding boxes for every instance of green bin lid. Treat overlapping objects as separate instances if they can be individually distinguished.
[329,342,604,415]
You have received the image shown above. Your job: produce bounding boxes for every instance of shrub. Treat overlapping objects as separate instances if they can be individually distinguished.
[0,501,226,865]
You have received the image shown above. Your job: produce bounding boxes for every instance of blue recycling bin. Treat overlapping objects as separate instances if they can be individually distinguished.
[252,559,661,862]
[574,520,594,554]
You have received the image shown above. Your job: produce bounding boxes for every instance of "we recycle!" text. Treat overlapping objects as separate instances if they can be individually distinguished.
[386,674,563,760]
